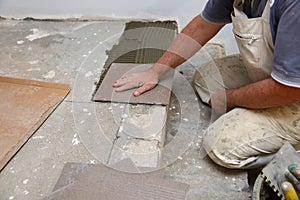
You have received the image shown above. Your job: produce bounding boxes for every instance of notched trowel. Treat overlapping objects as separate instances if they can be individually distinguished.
[261,143,300,199]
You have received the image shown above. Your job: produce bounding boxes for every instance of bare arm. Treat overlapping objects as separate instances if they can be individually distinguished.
[211,78,300,114]
[152,15,225,76]
[113,15,225,95]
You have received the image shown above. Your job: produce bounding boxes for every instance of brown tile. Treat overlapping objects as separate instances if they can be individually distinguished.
[93,63,174,105]
[0,76,70,171]
[52,159,164,191]
[45,161,189,200]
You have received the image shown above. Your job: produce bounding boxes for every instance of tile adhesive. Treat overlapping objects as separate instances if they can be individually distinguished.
[93,21,178,99]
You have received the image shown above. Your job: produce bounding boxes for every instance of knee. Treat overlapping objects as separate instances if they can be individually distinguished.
[203,133,245,169]
[202,127,233,168]
[202,130,235,169]
[202,114,254,169]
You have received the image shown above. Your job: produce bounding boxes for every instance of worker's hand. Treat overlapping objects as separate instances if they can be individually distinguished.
[209,90,235,115]
[113,68,159,96]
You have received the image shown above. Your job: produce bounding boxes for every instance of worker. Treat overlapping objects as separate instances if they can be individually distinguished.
[113,0,300,169]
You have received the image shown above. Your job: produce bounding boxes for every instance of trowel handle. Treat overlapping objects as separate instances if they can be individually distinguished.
[282,181,299,200]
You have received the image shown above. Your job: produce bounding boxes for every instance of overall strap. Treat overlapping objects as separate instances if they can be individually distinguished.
[233,0,248,18]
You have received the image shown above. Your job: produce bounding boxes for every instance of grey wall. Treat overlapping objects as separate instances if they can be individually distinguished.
[0,0,237,54]
[0,0,205,26]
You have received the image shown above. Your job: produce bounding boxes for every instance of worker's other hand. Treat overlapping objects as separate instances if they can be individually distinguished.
[209,90,235,115]
[113,68,159,96]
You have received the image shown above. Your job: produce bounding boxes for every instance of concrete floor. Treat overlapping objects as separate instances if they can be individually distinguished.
[0,19,250,200]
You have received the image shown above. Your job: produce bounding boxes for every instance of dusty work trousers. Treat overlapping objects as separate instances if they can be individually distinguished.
[194,54,300,169]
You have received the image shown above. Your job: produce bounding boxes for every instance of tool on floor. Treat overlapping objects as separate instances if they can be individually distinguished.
[259,143,300,199]
[281,181,299,200]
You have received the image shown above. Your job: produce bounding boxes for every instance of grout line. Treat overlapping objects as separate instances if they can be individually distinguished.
[106,103,128,165]
[106,133,119,165]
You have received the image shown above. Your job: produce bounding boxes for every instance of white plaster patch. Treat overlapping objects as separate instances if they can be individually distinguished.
[28,60,39,65]
[26,28,65,41]
[26,67,41,72]
[42,70,56,79]
[122,114,128,118]
[26,29,47,41]
[32,135,45,139]
[119,125,124,133]
[17,40,24,45]
[22,179,29,184]
[85,71,93,77]
[90,160,95,164]
[72,134,80,145]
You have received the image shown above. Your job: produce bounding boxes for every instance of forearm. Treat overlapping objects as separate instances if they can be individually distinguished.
[227,78,300,110]
[151,15,224,77]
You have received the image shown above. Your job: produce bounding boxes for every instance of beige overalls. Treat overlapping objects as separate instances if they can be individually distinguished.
[194,0,300,169]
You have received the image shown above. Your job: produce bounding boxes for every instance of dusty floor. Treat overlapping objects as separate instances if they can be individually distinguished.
[0,19,250,200]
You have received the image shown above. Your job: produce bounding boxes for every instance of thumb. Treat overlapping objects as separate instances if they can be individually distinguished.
[134,83,156,96]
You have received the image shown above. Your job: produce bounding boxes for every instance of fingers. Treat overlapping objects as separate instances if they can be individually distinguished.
[112,77,127,88]
[112,72,158,95]
[112,75,133,90]
[114,82,137,92]
[134,83,156,96]
[112,80,124,88]
[113,78,144,92]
